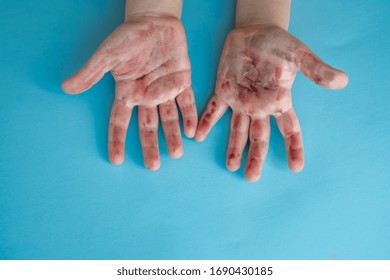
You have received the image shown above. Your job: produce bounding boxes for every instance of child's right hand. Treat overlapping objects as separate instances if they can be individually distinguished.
[62,16,197,170]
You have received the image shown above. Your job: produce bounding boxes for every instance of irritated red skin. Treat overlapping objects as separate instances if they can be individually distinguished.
[62,16,198,170]
[195,24,349,182]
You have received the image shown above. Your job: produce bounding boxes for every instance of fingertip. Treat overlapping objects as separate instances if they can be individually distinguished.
[184,126,196,139]
[61,79,73,94]
[287,147,304,172]
[146,160,161,171]
[109,154,124,166]
[244,161,263,182]
[226,164,240,172]
[226,159,240,172]
[289,161,304,173]
[184,130,196,139]
[327,70,349,90]
[61,79,82,95]
[194,131,206,142]
[144,151,161,170]
[245,172,261,183]
[337,71,349,89]
[169,146,184,159]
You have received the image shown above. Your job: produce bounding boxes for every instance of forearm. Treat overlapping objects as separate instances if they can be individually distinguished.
[125,0,183,20]
[236,0,291,30]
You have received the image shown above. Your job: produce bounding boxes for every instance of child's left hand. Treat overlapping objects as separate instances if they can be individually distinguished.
[195,24,348,182]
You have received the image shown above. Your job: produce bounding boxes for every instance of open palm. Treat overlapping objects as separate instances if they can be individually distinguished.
[195,24,348,182]
[62,16,197,170]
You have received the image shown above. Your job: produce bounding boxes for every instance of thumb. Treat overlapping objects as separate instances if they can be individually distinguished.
[62,48,111,95]
[297,49,349,90]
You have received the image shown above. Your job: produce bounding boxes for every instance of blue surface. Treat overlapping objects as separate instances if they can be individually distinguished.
[1,0,389,260]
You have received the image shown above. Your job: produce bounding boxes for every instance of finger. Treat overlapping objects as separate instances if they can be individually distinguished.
[108,99,133,165]
[297,49,348,90]
[226,111,250,172]
[275,108,304,172]
[176,87,198,138]
[159,99,183,159]
[62,47,111,94]
[138,106,160,171]
[245,117,270,182]
[195,95,228,142]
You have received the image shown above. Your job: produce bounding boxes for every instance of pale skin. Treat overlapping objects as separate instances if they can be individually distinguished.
[62,0,197,170]
[195,0,349,182]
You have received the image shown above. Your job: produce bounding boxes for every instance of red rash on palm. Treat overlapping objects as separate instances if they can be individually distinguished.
[195,24,348,182]
[62,16,198,170]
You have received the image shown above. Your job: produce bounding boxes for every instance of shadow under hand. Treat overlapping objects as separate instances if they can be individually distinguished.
[268,117,288,170]
[213,110,231,172]
[124,107,148,169]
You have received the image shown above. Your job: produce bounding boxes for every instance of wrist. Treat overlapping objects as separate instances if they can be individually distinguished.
[236,0,291,30]
[125,0,183,21]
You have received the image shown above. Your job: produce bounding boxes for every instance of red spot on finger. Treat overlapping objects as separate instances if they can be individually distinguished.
[168,136,182,157]
[288,134,303,161]
[229,153,236,160]
[226,151,241,171]
[112,126,126,142]
[324,70,335,81]
[290,134,299,148]
[221,81,231,90]
[275,67,282,81]
[289,149,302,161]
[233,115,243,130]
[204,105,216,120]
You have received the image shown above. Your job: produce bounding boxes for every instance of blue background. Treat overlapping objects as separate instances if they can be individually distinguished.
[1,0,389,259]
